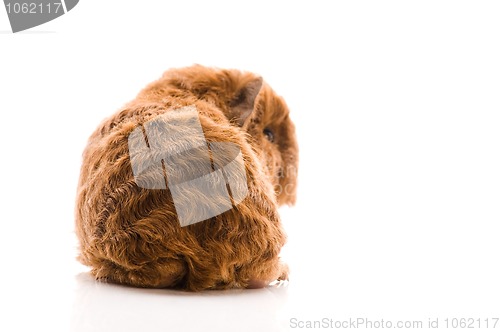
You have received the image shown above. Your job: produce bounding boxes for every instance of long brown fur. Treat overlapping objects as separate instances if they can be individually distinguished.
[75,65,298,291]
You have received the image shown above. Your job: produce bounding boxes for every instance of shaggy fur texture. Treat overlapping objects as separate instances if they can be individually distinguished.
[75,65,298,291]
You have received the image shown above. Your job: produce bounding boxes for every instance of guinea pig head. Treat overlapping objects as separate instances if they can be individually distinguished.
[246,83,298,206]
[213,69,298,206]
[163,66,299,205]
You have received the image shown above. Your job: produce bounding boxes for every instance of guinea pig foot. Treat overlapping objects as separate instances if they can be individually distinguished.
[246,279,271,289]
[277,263,289,281]
[96,276,110,283]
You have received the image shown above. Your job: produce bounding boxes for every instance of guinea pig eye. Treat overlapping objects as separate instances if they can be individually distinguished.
[263,128,275,142]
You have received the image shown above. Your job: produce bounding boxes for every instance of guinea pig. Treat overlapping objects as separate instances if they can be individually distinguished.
[75,65,298,291]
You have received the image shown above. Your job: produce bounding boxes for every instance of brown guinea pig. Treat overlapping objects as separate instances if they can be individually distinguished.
[75,65,298,291]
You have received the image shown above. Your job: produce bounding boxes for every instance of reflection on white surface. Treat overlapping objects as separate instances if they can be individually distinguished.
[71,273,289,332]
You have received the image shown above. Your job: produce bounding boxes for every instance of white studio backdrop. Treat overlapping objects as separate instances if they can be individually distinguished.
[1,1,499,331]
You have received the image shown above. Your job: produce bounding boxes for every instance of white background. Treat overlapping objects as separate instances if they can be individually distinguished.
[1,1,499,331]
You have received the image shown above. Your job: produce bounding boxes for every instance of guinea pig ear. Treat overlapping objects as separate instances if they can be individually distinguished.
[229,77,263,127]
